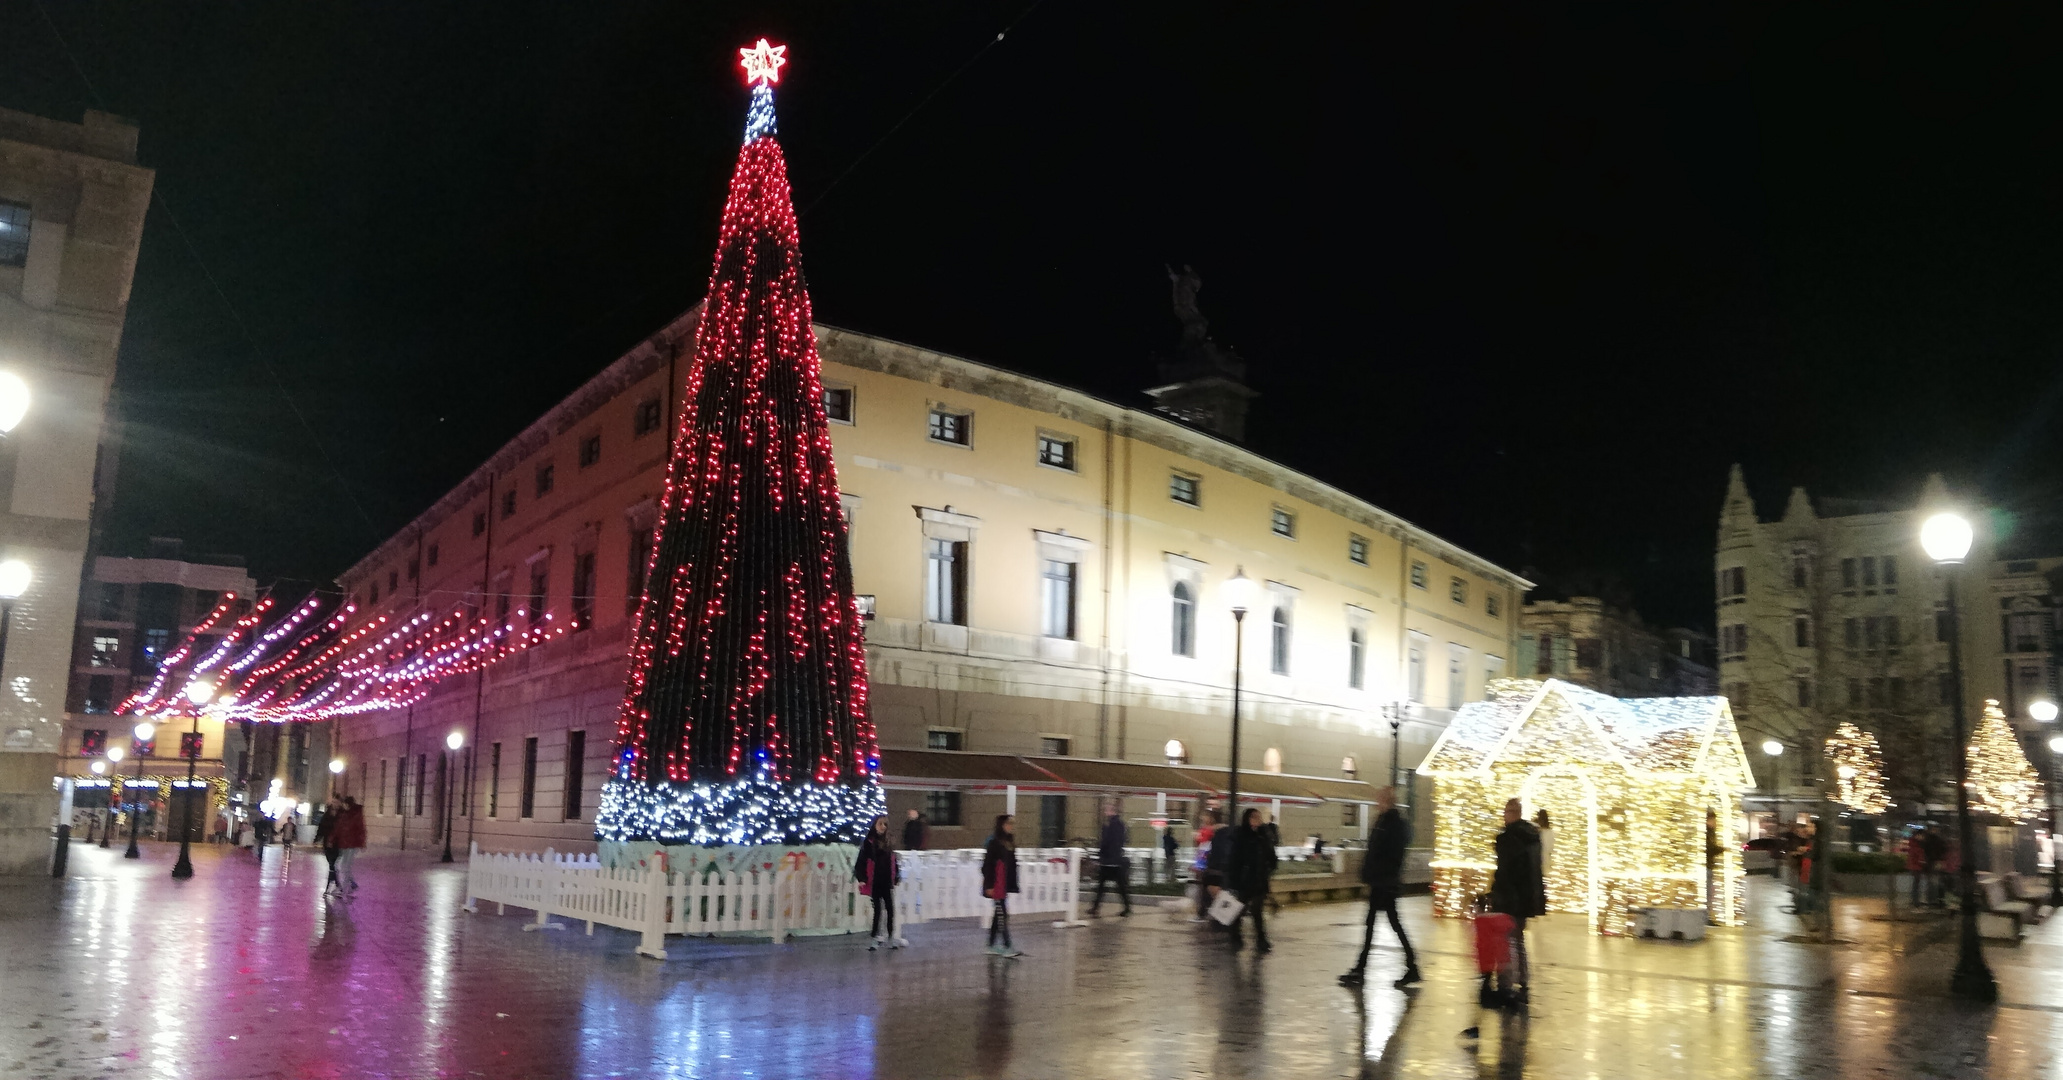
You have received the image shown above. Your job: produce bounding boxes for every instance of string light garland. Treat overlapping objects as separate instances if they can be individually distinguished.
[596,41,883,847]
[1420,678,1755,934]
[1823,721,1890,815]
[1968,699,2044,822]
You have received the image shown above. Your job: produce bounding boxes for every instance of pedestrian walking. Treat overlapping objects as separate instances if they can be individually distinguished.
[1225,808,1277,952]
[1920,826,1948,907]
[278,811,296,851]
[333,797,366,895]
[856,814,907,949]
[981,815,1023,958]
[1533,809,1554,880]
[1089,803,1132,917]
[315,797,345,895]
[902,808,929,852]
[1339,786,1421,988]
[1488,798,1546,1007]
[1194,812,1228,923]
[1161,826,1179,884]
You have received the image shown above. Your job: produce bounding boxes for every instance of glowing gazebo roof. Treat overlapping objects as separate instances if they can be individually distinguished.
[1418,678,1755,789]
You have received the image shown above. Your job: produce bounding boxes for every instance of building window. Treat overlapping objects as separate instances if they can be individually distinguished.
[571,552,596,629]
[1718,566,1746,599]
[1487,593,1503,618]
[379,760,388,815]
[1037,433,1075,471]
[1041,736,1071,756]
[1721,624,1747,658]
[1841,558,1857,588]
[1576,638,1602,670]
[488,742,501,818]
[926,729,963,751]
[414,753,428,816]
[388,570,399,594]
[427,543,440,568]
[0,200,29,267]
[520,737,539,818]
[824,386,854,424]
[1793,616,1811,649]
[1348,535,1369,565]
[1535,634,1554,675]
[95,582,123,620]
[634,396,663,437]
[528,562,549,622]
[1348,626,1366,690]
[89,635,119,667]
[1171,581,1196,657]
[83,677,113,714]
[627,528,654,615]
[1792,554,1809,589]
[1342,802,1360,827]
[1450,577,1468,605]
[501,489,517,519]
[1170,472,1200,506]
[473,511,487,538]
[1861,556,1877,587]
[565,731,586,821]
[494,572,512,623]
[1164,739,1188,765]
[1410,562,1428,590]
[1271,508,1296,538]
[2006,612,2045,653]
[1408,637,1427,702]
[1848,679,1864,708]
[535,464,555,497]
[1040,559,1077,639]
[1269,605,1291,675]
[140,628,172,670]
[927,408,970,446]
[924,790,962,826]
[579,434,601,469]
[1881,555,1898,586]
[924,538,967,625]
[1796,679,1813,708]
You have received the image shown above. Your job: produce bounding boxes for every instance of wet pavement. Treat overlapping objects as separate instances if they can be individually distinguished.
[5,843,2063,1080]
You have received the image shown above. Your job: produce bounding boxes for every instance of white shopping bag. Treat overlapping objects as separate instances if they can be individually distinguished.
[1208,890,1245,926]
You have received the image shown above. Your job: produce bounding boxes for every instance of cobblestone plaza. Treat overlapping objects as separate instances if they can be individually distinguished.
[5,843,2063,1079]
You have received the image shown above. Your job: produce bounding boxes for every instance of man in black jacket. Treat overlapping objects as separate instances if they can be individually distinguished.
[1225,809,1278,952]
[1489,798,1547,1005]
[1339,787,1421,988]
[902,808,928,852]
[1089,803,1132,916]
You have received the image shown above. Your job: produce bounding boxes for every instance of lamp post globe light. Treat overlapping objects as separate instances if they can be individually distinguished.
[102,746,121,847]
[0,371,30,436]
[2033,700,2060,724]
[1221,568,1261,834]
[1922,510,1995,1001]
[441,731,464,863]
[170,682,216,880]
[123,722,154,859]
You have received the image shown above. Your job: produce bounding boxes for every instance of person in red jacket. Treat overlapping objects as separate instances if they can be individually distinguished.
[332,796,367,896]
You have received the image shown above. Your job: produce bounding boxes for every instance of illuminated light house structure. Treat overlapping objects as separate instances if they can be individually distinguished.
[594,40,885,849]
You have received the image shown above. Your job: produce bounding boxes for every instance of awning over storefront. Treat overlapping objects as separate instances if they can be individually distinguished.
[876,749,1374,806]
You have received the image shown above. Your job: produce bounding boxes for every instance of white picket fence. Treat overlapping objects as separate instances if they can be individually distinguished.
[463,843,1087,959]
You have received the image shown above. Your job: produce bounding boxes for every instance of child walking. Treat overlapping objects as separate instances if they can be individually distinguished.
[856,815,906,949]
[981,815,1023,958]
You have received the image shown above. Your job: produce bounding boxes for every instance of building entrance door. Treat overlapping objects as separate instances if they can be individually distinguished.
[1039,795,1067,847]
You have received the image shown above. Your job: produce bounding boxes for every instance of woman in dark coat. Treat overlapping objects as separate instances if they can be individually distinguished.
[855,815,905,949]
[980,815,1023,958]
[1225,808,1278,952]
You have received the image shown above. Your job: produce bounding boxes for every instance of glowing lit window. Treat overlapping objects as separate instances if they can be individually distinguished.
[0,201,28,268]
[89,635,119,667]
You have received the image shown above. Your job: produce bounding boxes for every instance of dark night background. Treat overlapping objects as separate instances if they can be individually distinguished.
[2,3,2060,629]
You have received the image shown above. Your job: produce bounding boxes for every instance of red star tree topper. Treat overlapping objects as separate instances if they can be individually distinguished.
[597,43,884,845]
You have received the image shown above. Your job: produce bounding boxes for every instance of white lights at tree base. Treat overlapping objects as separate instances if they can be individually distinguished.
[594,767,885,847]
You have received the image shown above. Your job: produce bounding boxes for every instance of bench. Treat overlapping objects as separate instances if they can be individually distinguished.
[1978,875,2033,941]
[2004,872,2054,924]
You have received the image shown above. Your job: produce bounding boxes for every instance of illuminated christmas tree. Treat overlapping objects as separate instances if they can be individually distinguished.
[1967,699,2043,822]
[1823,721,1889,815]
[596,40,884,846]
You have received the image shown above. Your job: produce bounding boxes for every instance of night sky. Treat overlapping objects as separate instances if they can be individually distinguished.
[4,3,2061,629]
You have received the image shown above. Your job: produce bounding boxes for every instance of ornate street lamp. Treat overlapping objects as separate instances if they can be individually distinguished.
[171,681,215,879]
[2048,731,2063,909]
[122,722,155,859]
[1222,569,1261,832]
[1762,739,1785,837]
[1921,510,1995,1002]
[441,731,464,863]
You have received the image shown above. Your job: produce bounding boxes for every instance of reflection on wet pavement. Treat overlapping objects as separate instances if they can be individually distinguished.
[3,843,2061,1079]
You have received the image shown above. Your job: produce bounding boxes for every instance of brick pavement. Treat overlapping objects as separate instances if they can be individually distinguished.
[5,841,2063,1079]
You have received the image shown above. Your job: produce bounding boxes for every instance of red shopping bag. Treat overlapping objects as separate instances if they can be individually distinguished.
[1472,912,1514,975]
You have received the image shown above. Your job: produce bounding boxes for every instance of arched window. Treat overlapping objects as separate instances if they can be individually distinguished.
[1171,581,1196,657]
[1341,755,1357,779]
[1262,747,1283,773]
[1270,605,1291,675]
[1164,739,1188,765]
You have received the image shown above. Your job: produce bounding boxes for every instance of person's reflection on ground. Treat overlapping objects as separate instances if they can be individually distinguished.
[973,957,1014,1078]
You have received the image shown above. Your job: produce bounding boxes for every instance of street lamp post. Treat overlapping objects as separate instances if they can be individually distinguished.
[1222,569,1260,832]
[2047,730,2063,909]
[441,731,464,863]
[101,748,120,847]
[172,681,216,880]
[1762,739,1785,838]
[1384,703,1405,792]
[1922,510,1996,1002]
[123,722,154,859]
